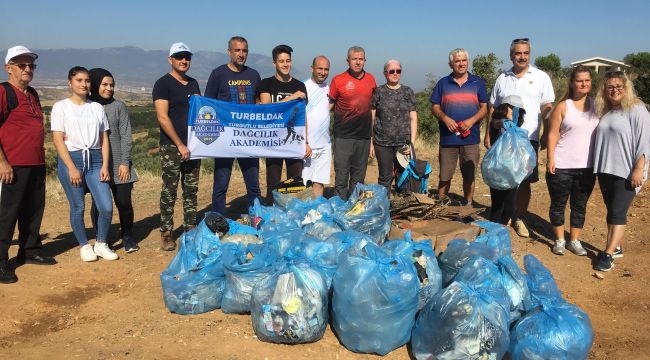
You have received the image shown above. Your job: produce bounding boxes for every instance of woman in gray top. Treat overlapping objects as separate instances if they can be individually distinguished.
[592,70,650,271]
[370,59,418,196]
[89,68,139,253]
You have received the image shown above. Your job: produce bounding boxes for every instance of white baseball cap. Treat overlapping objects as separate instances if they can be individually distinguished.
[169,42,192,57]
[5,45,38,64]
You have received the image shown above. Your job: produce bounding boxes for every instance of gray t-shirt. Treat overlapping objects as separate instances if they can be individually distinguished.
[593,103,650,192]
[371,84,416,146]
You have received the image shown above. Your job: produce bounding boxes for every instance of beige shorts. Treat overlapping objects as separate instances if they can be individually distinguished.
[439,144,480,182]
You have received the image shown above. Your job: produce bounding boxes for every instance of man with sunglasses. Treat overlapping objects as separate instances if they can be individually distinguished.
[204,36,262,216]
[1,46,56,284]
[430,48,488,206]
[487,38,555,237]
[152,42,201,251]
[329,46,376,200]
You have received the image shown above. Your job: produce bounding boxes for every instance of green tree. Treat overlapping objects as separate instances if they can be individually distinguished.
[534,53,561,75]
[472,53,503,95]
[624,52,650,104]
[415,74,439,143]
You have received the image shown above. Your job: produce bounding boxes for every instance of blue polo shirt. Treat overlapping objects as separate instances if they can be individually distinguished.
[430,72,488,146]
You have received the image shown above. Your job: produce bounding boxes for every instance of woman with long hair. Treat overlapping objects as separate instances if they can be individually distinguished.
[592,70,650,271]
[546,66,599,256]
[51,66,118,262]
[89,68,139,253]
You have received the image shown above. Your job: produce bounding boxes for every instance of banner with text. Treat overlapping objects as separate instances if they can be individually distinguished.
[187,95,306,159]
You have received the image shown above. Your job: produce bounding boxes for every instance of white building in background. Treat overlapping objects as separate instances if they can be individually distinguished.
[571,57,630,74]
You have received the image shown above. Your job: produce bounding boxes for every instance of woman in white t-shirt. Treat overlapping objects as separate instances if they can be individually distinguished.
[51,66,118,262]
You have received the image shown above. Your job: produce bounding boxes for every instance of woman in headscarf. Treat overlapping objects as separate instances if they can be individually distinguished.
[89,68,139,253]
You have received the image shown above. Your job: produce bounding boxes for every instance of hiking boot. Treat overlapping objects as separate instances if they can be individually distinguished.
[594,251,614,272]
[512,219,530,238]
[94,242,119,260]
[0,262,17,284]
[80,244,98,262]
[184,224,197,233]
[160,231,176,251]
[552,239,566,255]
[612,247,623,259]
[566,240,587,256]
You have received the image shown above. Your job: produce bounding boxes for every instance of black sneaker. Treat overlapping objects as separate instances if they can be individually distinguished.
[594,252,614,272]
[612,247,623,259]
[0,262,18,284]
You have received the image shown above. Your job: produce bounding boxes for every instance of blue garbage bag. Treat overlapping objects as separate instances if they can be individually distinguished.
[249,198,286,225]
[272,190,300,211]
[251,259,329,344]
[473,220,512,257]
[438,239,499,286]
[160,221,230,314]
[523,254,563,303]
[333,183,391,244]
[221,243,279,314]
[259,222,305,257]
[411,280,510,360]
[332,242,419,355]
[496,255,532,323]
[481,122,537,190]
[382,238,443,310]
[302,218,342,240]
[509,297,593,360]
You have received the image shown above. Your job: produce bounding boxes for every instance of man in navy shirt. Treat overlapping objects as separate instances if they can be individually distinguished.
[430,48,487,206]
[204,36,262,215]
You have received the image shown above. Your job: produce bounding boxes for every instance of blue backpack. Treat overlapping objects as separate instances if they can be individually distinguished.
[396,158,431,194]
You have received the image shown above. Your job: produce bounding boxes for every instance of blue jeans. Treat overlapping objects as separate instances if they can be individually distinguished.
[211,158,261,215]
[57,150,113,246]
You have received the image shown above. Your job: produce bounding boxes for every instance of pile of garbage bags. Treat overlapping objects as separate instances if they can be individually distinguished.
[160,183,592,358]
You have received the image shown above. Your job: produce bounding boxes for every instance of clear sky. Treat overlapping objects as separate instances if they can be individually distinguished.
[3,0,649,90]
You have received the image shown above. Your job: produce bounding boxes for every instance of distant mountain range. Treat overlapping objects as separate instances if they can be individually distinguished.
[17,46,306,91]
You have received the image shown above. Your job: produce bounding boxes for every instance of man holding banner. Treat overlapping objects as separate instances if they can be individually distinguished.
[259,44,310,203]
[152,42,201,251]
[204,36,262,215]
[329,46,376,200]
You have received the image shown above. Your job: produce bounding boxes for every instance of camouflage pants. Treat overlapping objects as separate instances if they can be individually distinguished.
[159,144,201,232]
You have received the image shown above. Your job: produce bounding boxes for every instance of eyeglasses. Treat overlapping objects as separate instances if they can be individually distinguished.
[9,62,37,70]
[171,54,192,61]
[511,38,530,43]
[386,69,402,75]
[605,85,624,92]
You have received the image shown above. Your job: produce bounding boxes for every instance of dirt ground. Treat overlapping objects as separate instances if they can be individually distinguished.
[1,146,648,360]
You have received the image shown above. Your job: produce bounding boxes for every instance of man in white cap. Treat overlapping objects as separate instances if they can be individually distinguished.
[152,42,201,251]
[1,46,57,284]
[487,38,554,237]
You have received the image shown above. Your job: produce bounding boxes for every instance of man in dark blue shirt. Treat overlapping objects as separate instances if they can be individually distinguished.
[204,36,262,215]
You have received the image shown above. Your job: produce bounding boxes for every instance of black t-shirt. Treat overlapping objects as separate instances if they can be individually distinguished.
[258,76,308,104]
[152,73,201,146]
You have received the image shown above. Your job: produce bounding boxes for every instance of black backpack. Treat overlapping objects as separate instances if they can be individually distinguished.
[0,82,41,127]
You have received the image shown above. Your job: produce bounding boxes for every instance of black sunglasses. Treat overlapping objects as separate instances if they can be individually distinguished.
[511,38,530,43]
[9,62,37,70]
[386,69,402,75]
[172,54,192,61]
[605,70,625,78]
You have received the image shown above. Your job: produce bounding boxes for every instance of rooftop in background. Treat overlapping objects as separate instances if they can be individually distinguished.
[571,57,630,74]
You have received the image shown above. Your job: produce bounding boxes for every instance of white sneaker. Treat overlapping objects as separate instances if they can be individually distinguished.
[567,240,587,256]
[552,239,566,255]
[80,244,98,262]
[512,219,530,238]
[94,242,119,261]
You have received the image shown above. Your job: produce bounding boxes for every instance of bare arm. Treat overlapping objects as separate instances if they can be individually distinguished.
[546,101,565,174]
[154,99,190,160]
[409,110,418,145]
[52,131,82,187]
[540,102,554,150]
[484,104,494,149]
[432,104,458,133]
[100,131,110,182]
[0,146,13,184]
